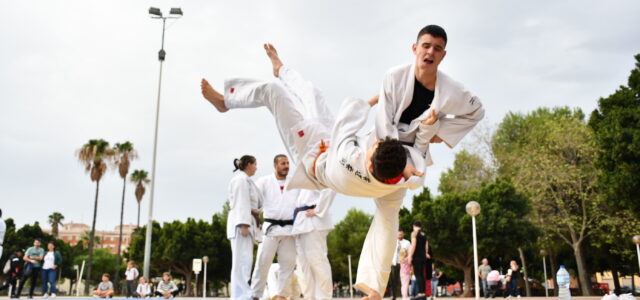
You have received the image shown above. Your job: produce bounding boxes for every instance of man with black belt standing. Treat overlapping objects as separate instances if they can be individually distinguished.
[250,154,300,300]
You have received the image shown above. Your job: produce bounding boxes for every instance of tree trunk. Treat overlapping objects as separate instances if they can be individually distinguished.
[611,264,621,295]
[184,272,193,297]
[85,180,100,295]
[137,202,141,228]
[52,224,59,237]
[463,266,473,297]
[114,177,127,294]
[518,247,531,296]
[573,242,592,296]
[549,249,559,296]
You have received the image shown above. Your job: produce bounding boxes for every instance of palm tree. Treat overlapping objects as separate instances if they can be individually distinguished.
[81,230,102,247]
[130,169,150,227]
[48,212,65,238]
[112,141,137,292]
[77,139,113,295]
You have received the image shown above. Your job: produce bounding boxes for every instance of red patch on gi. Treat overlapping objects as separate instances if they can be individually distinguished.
[298,130,305,137]
[230,87,235,93]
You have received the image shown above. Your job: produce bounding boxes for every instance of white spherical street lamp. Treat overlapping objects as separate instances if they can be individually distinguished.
[467,201,481,299]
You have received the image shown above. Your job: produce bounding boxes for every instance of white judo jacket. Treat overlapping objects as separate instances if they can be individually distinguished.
[288,97,425,198]
[226,171,263,241]
[375,64,485,165]
[254,173,300,237]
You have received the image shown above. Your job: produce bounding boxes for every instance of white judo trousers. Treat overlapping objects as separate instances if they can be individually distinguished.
[223,66,399,296]
[230,227,255,300]
[296,230,332,300]
[251,235,297,298]
[293,189,335,300]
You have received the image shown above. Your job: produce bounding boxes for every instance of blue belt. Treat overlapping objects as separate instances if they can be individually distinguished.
[293,205,317,221]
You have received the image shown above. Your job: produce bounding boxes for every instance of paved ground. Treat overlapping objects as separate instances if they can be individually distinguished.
[2,297,607,300]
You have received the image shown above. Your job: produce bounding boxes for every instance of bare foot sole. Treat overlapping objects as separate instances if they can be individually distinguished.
[264,43,283,77]
[354,283,381,300]
[200,78,228,112]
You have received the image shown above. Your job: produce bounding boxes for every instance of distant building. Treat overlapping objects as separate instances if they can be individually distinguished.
[45,223,137,254]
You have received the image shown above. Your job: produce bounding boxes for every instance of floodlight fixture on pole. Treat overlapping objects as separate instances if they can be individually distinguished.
[142,6,183,280]
[466,201,481,300]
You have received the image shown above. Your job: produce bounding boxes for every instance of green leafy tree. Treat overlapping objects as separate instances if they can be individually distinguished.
[126,209,231,295]
[73,248,120,281]
[77,139,114,295]
[439,149,493,194]
[326,209,372,284]
[408,178,537,297]
[492,108,601,295]
[48,212,65,238]
[112,141,137,291]
[130,170,150,228]
[589,54,640,217]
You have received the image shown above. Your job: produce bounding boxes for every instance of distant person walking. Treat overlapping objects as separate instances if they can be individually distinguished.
[0,249,23,298]
[478,258,491,297]
[41,242,62,298]
[17,239,45,298]
[408,222,430,300]
[125,261,140,298]
[390,230,411,300]
[505,260,521,298]
[0,209,5,261]
[432,265,442,297]
[399,248,411,300]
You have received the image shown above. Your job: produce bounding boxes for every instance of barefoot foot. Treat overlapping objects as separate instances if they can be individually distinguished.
[264,43,283,77]
[355,283,381,300]
[200,78,228,112]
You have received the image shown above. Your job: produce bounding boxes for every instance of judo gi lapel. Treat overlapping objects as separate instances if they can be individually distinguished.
[395,64,416,125]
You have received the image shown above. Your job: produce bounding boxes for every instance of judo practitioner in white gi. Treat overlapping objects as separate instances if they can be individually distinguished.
[227,155,263,300]
[292,189,336,300]
[201,44,434,300]
[251,154,300,300]
[200,44,426,199]
[354,25,485,299]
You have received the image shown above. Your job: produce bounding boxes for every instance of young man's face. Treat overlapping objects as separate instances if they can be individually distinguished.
[163,275,170,282]
[412,34,447,74]
[274,157,290,178]
[34,240,41,248]
[102,276,109,282]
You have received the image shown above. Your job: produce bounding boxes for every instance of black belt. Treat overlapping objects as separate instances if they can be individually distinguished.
[264,218,294,233]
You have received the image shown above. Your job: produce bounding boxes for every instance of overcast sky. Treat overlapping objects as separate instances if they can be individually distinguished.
[1,1,639,231]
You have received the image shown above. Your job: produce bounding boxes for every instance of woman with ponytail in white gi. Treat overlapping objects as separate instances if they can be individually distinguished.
[227,155,263,300]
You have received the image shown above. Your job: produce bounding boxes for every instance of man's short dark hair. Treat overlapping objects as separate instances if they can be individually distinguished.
[273,154,287,164]
[371,137,407,181]
[417,25,448,45]
[0,208,2,218]
[413,221,422,228]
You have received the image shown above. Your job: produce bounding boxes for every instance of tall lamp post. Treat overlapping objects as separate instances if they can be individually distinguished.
[540,250,549,298]
[466,201,481,299]
[143,6,183,279]
[202,256,209,298]
[634,235,640,289]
